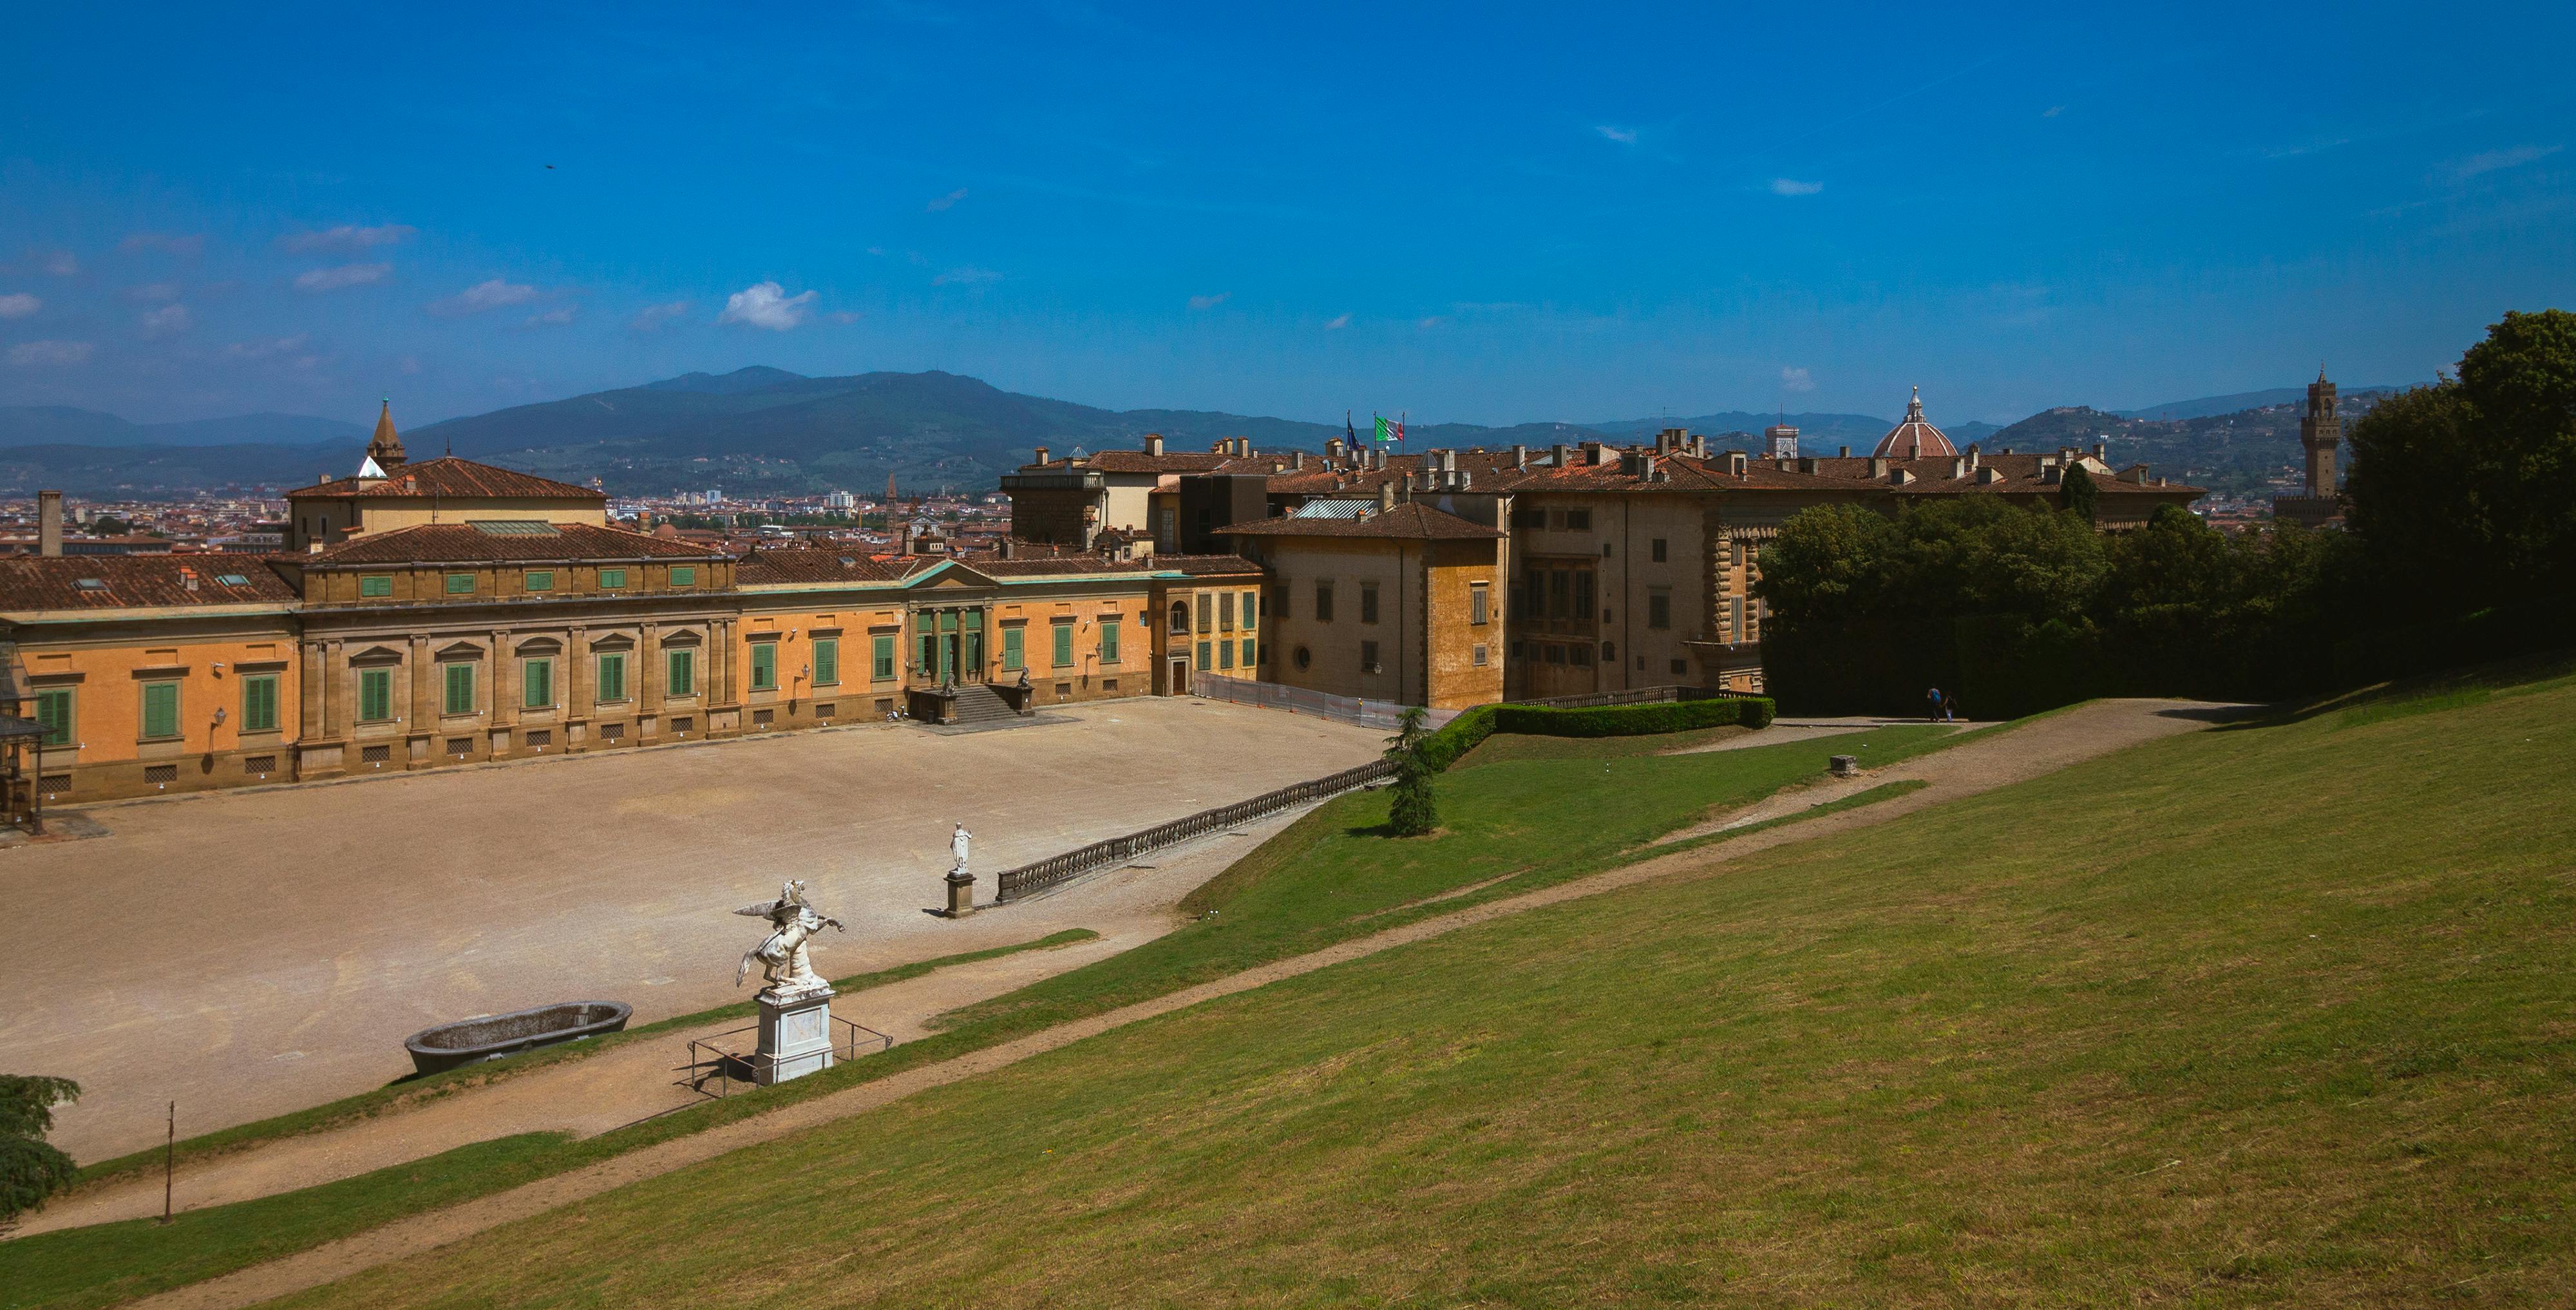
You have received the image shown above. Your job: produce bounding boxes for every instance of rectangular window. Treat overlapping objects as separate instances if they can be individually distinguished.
[1470,583,1490,625]
[34,688,73,746]
[443,662,476,716]
[1196,596,1211,633]
[1566,509,1593,531]
[1217,640,1233,670]
[1649,590,1672,630]
[1361,640,1380,673]
[445,573,475,595]
[670,565,696,587]
[1574,571,1595,623]
[1473,644,1489,667]
[1651,538,1669,563]
[1100,621,1121,663]
[600,568,627,589]
[872,635,896,680]
[1002,627,1025,670]
[1316,582,1334,622]
[242,674,280,732]
[1548,570,1569,620]
[1240,591,1256,630]
[667,649,696,698]
[359,574,393,598]
[750,641,778,691]
[526,570,554,592]
[597,652,628,703]
[359,668,393,722]
[1052,622,1074,667]
[1360,583,1379,624]
[524,658,553,709]
[1572,642,1595,667]
[813,638,839,686]
[1218,596,1233,632]
[1195,640,1211,671]
[1241,638,1255,667]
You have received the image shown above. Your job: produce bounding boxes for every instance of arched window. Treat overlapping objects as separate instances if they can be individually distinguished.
[1168,601,1189,634]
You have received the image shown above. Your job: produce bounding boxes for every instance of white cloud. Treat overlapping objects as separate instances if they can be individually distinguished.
[430,278,539,315]
[2042,105,2064,119]
[630,299,692,331]
[39,251,79,277]
[932,266,1001,287]
[120,231,204,256]
[280,223,417,253]
[8,340,93,367]
[524,305,578,327]
[1781,366,1815,393]
[2447,144,2562,182]
[0,292,38,319]
[227,334,310,359]
[717,280,818,329]
[140,304,192,337]
[1188,292,1229,310]
[828,310,862,325]
[1416,316,1444,329]
[925,188,969,212]
[124,281,181,302]
[1595,124,1638,145]
[296,262,392,292]
[1324,313,1351,330]
[1769,178,1824,196]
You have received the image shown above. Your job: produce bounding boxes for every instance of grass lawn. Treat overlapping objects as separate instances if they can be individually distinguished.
[259,669,2576,1308]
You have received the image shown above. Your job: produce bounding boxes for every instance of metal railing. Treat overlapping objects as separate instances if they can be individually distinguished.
[676,1014,894,1099]
[995,756,1398,902]
[1189,672,1463,732]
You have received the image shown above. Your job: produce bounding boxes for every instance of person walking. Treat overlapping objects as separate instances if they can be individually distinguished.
[1927,687,1945,723]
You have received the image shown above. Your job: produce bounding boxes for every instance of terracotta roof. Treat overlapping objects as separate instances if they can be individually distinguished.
[1671,451,2202,497]
[1215,502,1504,540]
[287,457,607,502]
[736,547,901,585]
[1871,388,1958,458]
[967,553,1261,578]
[0,556,297,611]
[304,522,726,565]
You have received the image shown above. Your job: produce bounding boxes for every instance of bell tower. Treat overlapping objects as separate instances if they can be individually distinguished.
[2298,368,2339,497]
[366,398,408,472]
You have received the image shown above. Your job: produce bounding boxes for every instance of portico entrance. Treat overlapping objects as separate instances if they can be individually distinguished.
[913,607,987,684]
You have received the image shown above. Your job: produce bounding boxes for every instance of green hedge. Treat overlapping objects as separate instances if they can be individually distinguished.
[1414,696,1775,772]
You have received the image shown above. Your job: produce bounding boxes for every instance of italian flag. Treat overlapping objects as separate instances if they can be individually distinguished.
[1374,415,1405,444]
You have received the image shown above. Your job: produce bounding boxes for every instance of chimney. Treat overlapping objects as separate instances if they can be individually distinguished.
[1325,436,1342,462]
[1378,481,1397,512]
[1839,446,1850,458]
[1586,441,1611,466]
[37,490,62,557]
[1511,443,1527,469]
[1966,443,1981,470]
[1949,457,1965,479]
[1145,432,1165,457]
[1797,457,1817,475]
[1551,443,1569,466]
[1034,446,1051,466]
[1868,456,1889,479]
[2092,441,2107,461]
[1293,450,1307,470]
[1726,451,1747,477]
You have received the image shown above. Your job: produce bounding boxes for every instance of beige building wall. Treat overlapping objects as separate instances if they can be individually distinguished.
[1252,536,1499,710]
[290,495,608,549]
[8,612,302,799]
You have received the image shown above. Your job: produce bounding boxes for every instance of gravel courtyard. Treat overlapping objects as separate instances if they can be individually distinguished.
[0,698,1383,1162]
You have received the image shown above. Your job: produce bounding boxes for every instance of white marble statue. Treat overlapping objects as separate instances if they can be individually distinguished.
[734,878,845,994]
[950,822,972,878]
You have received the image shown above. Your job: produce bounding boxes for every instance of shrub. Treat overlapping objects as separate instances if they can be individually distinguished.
[1416,705,1499,773]
[1,1074,80,1222]
[1492,696,1772,739]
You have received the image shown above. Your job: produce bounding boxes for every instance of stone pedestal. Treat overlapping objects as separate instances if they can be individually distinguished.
[754,984,837,1085]
[943,869,976,917]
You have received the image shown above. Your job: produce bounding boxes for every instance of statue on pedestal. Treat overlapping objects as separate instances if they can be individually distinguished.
[949,823,972,878]
[734,879,844,994]
[942,822,976,917]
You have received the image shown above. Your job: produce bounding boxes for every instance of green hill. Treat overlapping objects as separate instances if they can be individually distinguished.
[269,665,2576,1307]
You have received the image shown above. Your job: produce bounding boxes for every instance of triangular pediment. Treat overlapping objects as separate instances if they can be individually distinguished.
[903,560,1000,591]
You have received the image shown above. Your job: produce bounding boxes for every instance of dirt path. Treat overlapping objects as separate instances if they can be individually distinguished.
[14,807,1316,1238]
[119,699,2228,1310]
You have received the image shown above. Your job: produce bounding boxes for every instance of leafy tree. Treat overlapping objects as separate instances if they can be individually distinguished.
[2348,309,2576,613]
[1,1074,80,1221]
[2060,460,2099,524]
[1754,504,1895,622]
[1383,707,1437,837]
[87,516,131,536]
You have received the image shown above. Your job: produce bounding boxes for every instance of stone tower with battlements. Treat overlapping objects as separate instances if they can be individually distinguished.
[2273,370,2344,528]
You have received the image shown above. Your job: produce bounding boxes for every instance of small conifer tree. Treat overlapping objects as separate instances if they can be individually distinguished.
[1384,706,1438,837]
[2060,460,2099,524]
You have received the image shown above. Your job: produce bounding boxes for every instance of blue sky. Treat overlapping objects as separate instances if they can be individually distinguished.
[3,1,2571,429]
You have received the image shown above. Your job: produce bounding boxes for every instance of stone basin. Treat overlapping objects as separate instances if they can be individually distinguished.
[402,1000,632,1076]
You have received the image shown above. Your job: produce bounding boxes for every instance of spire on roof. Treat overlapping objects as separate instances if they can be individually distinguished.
[367,398,408,471]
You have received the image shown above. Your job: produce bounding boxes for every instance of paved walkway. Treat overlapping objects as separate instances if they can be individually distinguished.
[0,698,1383,1163]
[110,699,2228,1310]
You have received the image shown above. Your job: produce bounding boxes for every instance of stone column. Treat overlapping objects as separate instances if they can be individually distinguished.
[301,640,328,737]
[489,629,516,728]
[408,635,432,732]
[322,640,346,736]
[568,626,591,721]
[640,623,663,714]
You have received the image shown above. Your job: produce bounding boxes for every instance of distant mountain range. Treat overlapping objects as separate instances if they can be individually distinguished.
[0,370,2416,499]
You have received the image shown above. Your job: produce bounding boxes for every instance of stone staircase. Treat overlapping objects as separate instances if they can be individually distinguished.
[947,682,1022,726]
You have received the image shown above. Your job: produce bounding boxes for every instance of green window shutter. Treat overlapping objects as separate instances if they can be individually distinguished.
[813,638,838,685]
[1242,591,1256,629]
[524,658,553,709]
[751,642,777,690]
[526,570,553,592]
[359,574,392,598]
[873,636,895,680]
[667,649,695,698]
[242,675,279,732]
[1196,640,1211,671]
[600,568,626,589]
[142,681,180,739]
[1100,621,1120,663]
[446,573,475,595]
[35,688,73,746]
[670,565,695,587]
[1242,638,1256,668]
[1217,640,1233,670]
[359,669,391,722]
[1052,623,1073,667]
[444,663,475,716]
[597,652,626,703]
[1002,628,1023,670]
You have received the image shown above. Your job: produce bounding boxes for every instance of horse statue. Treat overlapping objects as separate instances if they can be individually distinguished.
[733,878,845,994]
